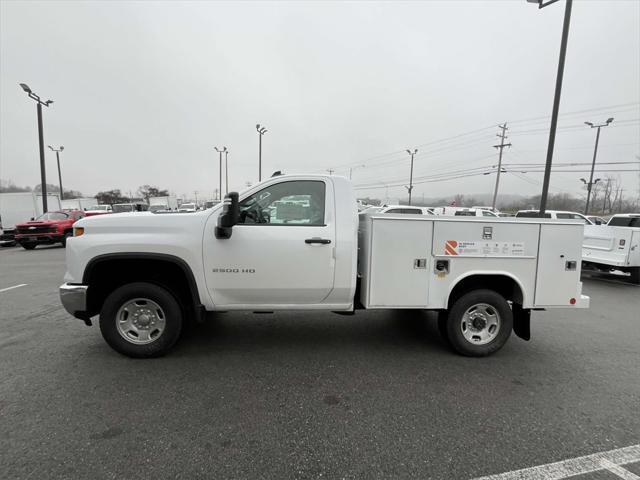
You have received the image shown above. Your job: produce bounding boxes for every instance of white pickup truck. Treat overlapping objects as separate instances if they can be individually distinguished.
[582,214,640,284]
[60,174,589,358]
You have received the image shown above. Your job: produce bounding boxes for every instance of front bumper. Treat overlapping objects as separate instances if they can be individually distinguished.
[60,283,89,320]
[17,234,63,245]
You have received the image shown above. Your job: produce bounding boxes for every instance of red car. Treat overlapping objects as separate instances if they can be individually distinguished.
[15,210,85,250]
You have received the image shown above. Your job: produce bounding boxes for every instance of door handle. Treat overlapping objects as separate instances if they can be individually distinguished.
[305,237,331,245]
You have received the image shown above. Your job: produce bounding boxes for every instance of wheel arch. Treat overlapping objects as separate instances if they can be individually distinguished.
[82,253,204,320]
[446,272,527,308]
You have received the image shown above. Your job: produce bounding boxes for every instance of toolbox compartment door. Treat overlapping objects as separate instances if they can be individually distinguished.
[365,217,432,308]
[535,224,583,306]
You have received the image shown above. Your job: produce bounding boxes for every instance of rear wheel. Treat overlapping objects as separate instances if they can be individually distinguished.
[99,282,183,358]
[445,289,513,357]
[21,243,36,250]
[630,267,640,285]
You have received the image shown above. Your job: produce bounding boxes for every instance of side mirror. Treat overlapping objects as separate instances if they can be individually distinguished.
[215,192,239,239]
[30,217,35,221]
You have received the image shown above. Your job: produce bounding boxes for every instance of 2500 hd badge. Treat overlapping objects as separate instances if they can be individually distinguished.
[212,268,256,273]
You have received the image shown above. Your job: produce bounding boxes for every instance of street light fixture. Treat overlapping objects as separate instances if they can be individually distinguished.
[214,146,227,201]
[48,145,65,201]
[19,83,54,212]
[582,118,614,214]
[256,124,267,182]
[527,0,573,216]
[405,149,418,205]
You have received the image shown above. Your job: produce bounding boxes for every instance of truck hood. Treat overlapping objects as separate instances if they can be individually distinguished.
[75,210,212,234]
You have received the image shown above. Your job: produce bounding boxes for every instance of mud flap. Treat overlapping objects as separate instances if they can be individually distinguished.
[512,303,531,341]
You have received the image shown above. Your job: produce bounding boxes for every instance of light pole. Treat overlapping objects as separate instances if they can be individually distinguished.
[405,149,418,205]
[256,124,267,181]
[214,146,227,201]
[582,118,613,214]
[527,0,573,216]
[224,149,229,195]
[20,83,53,212]
[47,145,65,200]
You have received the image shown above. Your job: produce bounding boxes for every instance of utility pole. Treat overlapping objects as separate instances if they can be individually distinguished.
[194,191,198,204]
[528,0,573,216]
[349,165,365,180]
[405,149,417,205]
[582,118,614,214]
[20,83,53,213]
[491,123,512,210]
[214,146,227,201]
[225,149,229,195]
[256,124,267,181]
[327,169,334,175]
[48,145,65,201]
[618,189,623,213]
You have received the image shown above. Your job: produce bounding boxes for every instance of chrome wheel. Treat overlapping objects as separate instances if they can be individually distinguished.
[116,298,166,345]
[460,303,500,345]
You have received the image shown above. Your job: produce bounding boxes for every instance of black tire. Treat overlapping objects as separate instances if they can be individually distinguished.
[1,241,17,248]
[630,267,640,285]
[445,289,513,357]
[21,243,37,250]
[61,231,72,247]
[99,282,183,358]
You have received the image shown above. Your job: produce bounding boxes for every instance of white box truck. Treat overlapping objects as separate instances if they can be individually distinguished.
[60,197,98,211]
[59,175,588,358]
[149,195,178,212]
[0,192,62,228]
[582,214,640,283]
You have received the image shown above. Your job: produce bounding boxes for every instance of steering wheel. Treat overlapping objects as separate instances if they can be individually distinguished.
[242,205,266,223]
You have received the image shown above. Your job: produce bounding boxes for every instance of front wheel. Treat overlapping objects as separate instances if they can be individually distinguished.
[445,289,513,357]
[61,231,72,247]
[21,243,36,250]
[99,282,183,358]
[630,267,640,285]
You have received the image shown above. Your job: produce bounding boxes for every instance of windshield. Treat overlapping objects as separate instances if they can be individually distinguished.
[112,204,134,213]
[516,211,552,219]
[89,205,109,211]
[608,216,640,227]
[35,212,69,221]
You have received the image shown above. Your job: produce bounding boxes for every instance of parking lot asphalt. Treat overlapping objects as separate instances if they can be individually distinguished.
[1,245,639,480]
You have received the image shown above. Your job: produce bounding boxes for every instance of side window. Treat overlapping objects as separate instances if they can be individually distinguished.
[556,213,572,219]
[402,208,422,214]
[238,180,326,226]
[385,209,403,214]
[482,211,494,217]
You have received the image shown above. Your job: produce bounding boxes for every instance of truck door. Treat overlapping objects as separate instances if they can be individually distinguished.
[203,179,336,307]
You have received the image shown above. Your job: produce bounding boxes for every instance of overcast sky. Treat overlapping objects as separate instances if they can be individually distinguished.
[1,0,639,203]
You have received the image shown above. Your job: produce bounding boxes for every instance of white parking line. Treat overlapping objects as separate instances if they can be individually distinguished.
[0,284,28,293]
[472,444,640,480]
